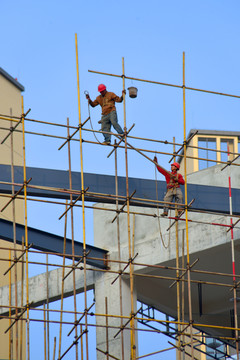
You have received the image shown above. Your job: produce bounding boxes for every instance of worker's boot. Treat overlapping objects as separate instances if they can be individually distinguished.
[161,212,168,217]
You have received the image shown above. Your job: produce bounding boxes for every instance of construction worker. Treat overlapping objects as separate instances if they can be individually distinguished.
[86,84,125,145]
[153,156,185,217]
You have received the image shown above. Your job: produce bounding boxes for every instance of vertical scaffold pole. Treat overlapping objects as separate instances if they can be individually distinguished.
[182,53,194,358]
[58,201,68,359]
[75,33,89,359]
[21,96,30,360]
[67,117,79,360]
[227,144,239,360]
[114,140,125,360]
[10,111,19,360]
[9,250,13,360]
[174,138,181,360]
[122,57,136,359]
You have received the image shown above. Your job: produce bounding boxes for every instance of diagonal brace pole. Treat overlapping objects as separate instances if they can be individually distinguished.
[107,123,135,158]
[4,301,33,334]
[58,116,90,151]
[1,177,32,212]
[1,108,31,145]
[4,243,33,276]
[168,130,198,163]
[169,259,199,289]
[63,250,90,281]
[67,302,95,337]
[111,190,136,223]
[58,187,89,220]
[96,347,120,360]
[166,198,195,232]
[111,253,138,285]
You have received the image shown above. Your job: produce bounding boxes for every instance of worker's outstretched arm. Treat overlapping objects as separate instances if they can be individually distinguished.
[153,156,176,179]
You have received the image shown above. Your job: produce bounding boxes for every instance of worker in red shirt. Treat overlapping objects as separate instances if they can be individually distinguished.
[153,156,185,217]
[86,84,125,145]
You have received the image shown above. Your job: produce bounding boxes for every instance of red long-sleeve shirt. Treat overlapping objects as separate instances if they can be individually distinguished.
[156,165,185,189]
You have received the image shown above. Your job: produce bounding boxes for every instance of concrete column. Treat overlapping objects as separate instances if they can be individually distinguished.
[95,268,138,360]
[94,204,138,359]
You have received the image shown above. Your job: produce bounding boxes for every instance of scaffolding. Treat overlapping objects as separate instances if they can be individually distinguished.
[0,33,240,360]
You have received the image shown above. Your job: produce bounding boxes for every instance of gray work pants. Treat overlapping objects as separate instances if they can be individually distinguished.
[163,187,183,214]
[101,110,123,142]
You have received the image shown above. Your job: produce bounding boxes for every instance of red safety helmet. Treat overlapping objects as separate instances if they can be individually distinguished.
[171,162,180,170]
[98,84,106,92]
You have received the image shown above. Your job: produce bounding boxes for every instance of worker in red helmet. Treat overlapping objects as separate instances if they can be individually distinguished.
[153,156,185,217]
[86,84,126,145]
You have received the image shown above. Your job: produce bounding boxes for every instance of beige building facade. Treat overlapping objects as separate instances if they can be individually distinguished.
[178,129,239,175]
[0,67,26,360]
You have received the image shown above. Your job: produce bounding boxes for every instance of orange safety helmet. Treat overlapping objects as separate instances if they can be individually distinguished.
[98,84,106,92]
[171,162,180,170]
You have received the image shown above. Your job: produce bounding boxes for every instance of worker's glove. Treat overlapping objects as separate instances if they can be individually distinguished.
[84,90,90,100]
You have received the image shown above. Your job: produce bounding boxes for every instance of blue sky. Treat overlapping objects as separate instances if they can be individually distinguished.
[1,1,240,359]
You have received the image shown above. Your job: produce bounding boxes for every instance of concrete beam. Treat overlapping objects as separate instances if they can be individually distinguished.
[0,266,97,315]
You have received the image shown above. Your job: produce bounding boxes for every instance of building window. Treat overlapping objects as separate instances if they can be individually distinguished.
[198,137,217,170]
[220,139,234,163]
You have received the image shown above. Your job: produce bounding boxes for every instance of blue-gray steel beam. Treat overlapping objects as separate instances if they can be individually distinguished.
[0,218,108,269]
[0,164,239,214]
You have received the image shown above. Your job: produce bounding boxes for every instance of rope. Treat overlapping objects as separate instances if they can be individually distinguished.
[84,91,102,144]
[154,155,170,249]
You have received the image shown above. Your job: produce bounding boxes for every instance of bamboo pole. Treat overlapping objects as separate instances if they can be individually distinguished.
[122,57,136,359]
[181,229,185,360]
[105,297,109,360]
[53,337,56,360]
[226,142,239,360]
[44,303,47,360]
[88,69,240,99]
[182,52,194,359]
[20,236,24,360]
[174,137,181,360]
[21,97,30,360]
[10,112,19,360]
[8,250,13,360]
[114,140,125,359]
[46,254,50,360]
[58,201,68,359]
[75,32,88,360]
[67,117,79,360]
